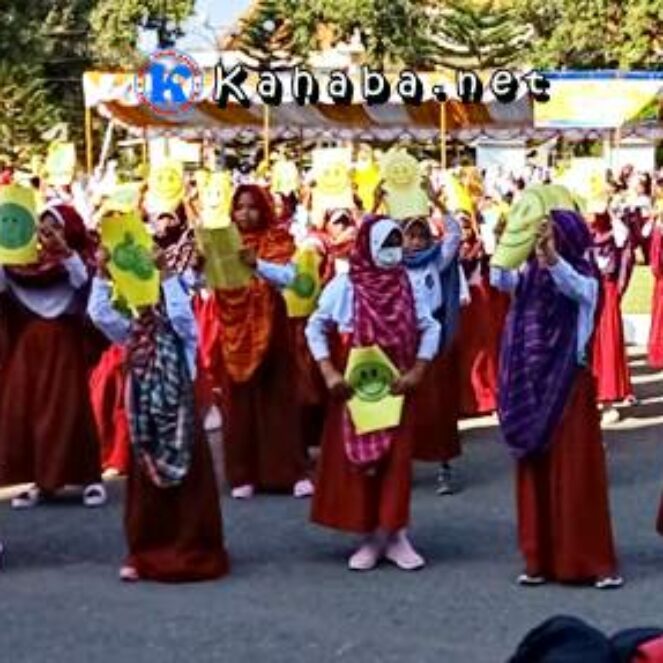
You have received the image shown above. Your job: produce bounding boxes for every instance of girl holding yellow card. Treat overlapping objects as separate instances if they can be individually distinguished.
[306,215,440,571]
[88,245,229,583]
[0,201,105,510]
[213,184,312,500]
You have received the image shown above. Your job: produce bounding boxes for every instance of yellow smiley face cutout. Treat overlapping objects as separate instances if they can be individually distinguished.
[147,159,185,214]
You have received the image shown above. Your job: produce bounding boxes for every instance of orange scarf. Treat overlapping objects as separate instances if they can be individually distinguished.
[216,186,294,383]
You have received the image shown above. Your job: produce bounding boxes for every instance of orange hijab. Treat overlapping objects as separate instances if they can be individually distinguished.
[217,185,294,383]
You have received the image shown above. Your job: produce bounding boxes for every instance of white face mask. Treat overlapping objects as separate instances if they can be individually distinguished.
[375,246,403,268]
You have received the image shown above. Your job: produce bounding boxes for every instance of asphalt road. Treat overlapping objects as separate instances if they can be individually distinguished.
[1,350,663,663]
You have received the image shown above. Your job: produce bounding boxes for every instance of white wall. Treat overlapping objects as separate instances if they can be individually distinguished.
[475,140,527,173]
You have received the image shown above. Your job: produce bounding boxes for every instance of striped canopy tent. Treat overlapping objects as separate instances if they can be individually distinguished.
[82,64,533,143]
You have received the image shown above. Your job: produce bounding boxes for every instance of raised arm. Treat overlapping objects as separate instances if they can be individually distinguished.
[87,277,131,344]
[437,215,462,272]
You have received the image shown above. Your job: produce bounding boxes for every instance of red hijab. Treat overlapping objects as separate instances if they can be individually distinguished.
[343,215,418,466]
[215,184,295,383]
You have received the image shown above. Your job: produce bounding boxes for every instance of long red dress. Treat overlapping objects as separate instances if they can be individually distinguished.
[220,298,308,490]
[591,279,634,402]
[517,369,618,582]
[312,340,415,534]
[648,226,663,368]
[458,275,504,416]
[0,297,101,491]
[411,343,461,463]
[124,420,229,582]
[89,344,131,473]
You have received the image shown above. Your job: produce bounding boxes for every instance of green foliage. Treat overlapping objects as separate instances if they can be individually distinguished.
[0,62,61,163]
[89,0,195,68]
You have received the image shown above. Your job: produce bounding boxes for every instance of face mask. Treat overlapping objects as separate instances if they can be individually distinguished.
[375,246,403,268]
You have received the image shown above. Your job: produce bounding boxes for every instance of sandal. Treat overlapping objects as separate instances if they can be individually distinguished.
[11,485,41,510]
[119,565,140,582]
[83,483,107,508]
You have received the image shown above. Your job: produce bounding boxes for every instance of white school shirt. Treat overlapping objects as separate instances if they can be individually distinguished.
[489,258,598,364]
[305,272,441,362]
[0,253,88,318]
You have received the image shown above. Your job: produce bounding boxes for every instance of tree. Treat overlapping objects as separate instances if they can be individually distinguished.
[427,0,534,69]
[0,63,62,163]
[514,0,663,70]
[89,0,195,68]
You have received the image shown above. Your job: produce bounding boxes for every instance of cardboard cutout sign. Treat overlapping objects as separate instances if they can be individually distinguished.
[102,182,143,214]
[197,225,253,290]
[272,159,300,196]
[45,142,76,186]
[283,247,322,318]
[354,153,381,212]
[197,170,233,228]
[0,185,38,265]
[311,148,354,227]
[380,149,428,220]
[491,184,577,270]
[344,345,405,435]
[443,171,474,215]
[101,211,160,307]
[146,159,185,214]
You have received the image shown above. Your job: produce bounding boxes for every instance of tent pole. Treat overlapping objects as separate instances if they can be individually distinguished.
[264,104,271,168]
[439,101,447,170]
[85,106,93,174]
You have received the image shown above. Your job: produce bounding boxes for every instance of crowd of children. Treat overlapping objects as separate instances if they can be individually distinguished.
[0,155,662,588]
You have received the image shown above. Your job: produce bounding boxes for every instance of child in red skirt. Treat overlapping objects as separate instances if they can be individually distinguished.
[0,201,104,510]
[89,248,228,583]
[588,209,635,424]
[492,209,622,590]
[306,216,440,571]
[402,214,463,495]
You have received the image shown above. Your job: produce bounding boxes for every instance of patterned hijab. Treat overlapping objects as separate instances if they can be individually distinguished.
[215,184,294,383]
[498,209,595,459]
[343,215,418,466]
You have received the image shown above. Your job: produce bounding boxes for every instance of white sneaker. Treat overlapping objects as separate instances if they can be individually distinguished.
[231,484,255,500]
[348,539,382,571]
[293,478,314,498]
[517,573,547,586]
[11,485,41,510]
[119,565,140,582]
[595,575,624,590]
[384,530,425,571]
[601,407,621,426]
[83,483,107,508]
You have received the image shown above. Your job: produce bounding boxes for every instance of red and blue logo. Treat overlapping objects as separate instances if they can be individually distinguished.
[135,49,203,117]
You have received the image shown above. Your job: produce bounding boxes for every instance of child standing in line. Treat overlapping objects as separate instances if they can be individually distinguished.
[89,247,228,583]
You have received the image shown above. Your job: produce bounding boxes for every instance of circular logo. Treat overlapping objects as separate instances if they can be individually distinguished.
[0,203,35,250]
[348,361,395,403]
[135,49,203,118]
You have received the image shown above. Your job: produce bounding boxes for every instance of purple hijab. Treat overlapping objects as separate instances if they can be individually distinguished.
[498,209,595,459]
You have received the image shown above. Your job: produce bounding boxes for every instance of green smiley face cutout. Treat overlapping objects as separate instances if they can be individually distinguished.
[290,272,316,298]
[112,233,155,281]
[0,202,36,250]
[348,361,395,403]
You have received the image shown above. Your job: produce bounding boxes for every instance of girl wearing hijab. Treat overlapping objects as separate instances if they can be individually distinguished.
[306,215,440,571]
[291,208,359,454]
[587,209,635,424]
[492,209,622,589]
[457,212,506,416]
[647,202,663,368]
[88,245,228,583]
[402,214,463,495]
[214,184,312,499]
[0,201,105,509]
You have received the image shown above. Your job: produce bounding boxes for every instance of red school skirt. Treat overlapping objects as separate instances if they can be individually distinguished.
[516,369,618,582]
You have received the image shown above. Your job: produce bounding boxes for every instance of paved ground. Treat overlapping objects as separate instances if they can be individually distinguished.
[1,350,663,663]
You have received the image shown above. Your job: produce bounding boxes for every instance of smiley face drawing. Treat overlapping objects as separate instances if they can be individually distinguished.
[317,161,351,196]
[290,272,316,298]
[0,202,36,250]
[348,360,396,403]
[147,160,185,213]
[112,233,155,281]
[381,149,420,190]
